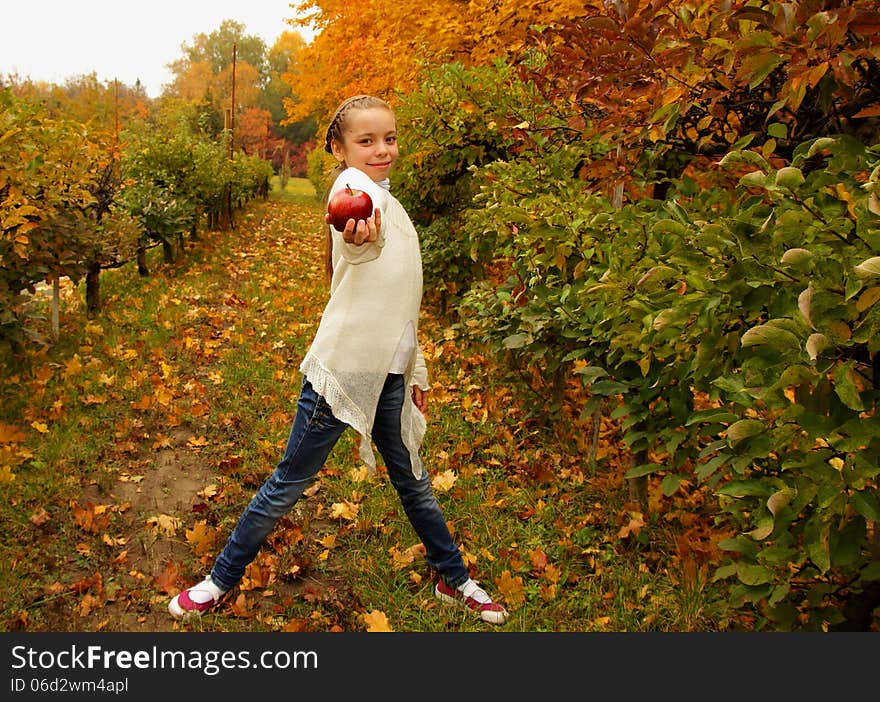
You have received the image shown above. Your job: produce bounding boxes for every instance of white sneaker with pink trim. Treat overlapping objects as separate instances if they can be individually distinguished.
[168,576,227,619]
[435,578,509,624]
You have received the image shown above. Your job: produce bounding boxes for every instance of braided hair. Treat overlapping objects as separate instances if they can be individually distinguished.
[324,95,393,157]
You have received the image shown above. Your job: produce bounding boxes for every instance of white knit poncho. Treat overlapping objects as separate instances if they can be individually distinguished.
[299,167,429,478]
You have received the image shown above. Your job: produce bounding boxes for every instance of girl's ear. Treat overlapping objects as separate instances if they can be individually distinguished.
[330,139,346,164]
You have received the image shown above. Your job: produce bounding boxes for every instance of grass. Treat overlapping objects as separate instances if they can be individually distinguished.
[0,182,737,633]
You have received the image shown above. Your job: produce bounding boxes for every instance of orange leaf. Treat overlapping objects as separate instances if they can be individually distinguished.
[130,395,152,411]
[0,423,27,443]
[618,513,646,539]
[185,520,218,556]
[230,593,253,618]
[853,104,880,119]
[154,562,181,595]
[528,547,548,573]
[496,570,525,609]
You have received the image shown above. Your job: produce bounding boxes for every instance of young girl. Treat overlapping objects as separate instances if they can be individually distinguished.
[169,95,508,626]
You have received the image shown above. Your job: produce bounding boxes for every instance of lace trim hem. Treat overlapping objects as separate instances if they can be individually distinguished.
[300,355,377,468]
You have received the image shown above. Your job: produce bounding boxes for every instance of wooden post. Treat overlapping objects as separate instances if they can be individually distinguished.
[51,278,60,339]
[223,43,237,230]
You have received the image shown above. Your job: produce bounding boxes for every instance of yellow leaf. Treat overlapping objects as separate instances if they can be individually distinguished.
[197,484,220,499]
[856,287,880,313]
[330,501,359,521]
[62,355,83,379]
[431,469,457,493]
[147,514,181,537]
[363,610,394,632]
[349,466,369,483]
[187,435,209,447]
[30,421,49,434]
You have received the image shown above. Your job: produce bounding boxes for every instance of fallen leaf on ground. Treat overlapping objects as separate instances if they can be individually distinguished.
[363,610,393,632]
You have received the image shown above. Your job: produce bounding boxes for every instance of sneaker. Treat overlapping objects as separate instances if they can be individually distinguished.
[168,576,226,619]
[435,578,509,624]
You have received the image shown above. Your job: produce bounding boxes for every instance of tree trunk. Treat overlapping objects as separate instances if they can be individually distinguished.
[628,449,650,512]
[162,237,175,264]
[51,278,60,339]
[587,400,604,474]
[137,245,149,276]
[86,261,101,315]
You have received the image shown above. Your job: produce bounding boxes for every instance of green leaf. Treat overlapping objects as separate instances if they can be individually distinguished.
[740,324,800,349]
[502,333,530,349]
[833,362,865,411]
[746,519,774,541]
[726,419,766,443]
[736,562,775,586]
[661,473,682,497]
[805,521,831,574]
[862,562,880,582]
[805,333,827,362]
[767,487,796,516]
[624,462,664,479]
[775,166,805,189]
[767,123,788,139]
[686,408,740,426]
[851,490,880,522]
[806,137,837,157]
[854,256,880,278]
[696,454,730,481]
[573,366,608,383]
[739,170,767,188]
[717,479,774,498]
[590,380,629,395]
[780,248,813,266]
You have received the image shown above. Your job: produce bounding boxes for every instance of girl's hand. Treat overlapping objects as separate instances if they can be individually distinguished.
[327,208,382,246]
[411,385,427,414]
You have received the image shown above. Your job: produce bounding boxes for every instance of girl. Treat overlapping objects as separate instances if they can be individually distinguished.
[169,95,508,626]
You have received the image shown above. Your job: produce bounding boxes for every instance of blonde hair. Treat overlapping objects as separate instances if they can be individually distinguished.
[322,95,395,282]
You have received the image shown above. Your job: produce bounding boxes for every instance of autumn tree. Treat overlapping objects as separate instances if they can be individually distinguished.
[286,0,604,125]
[165,20,269,127]
[5,72,150,132]
[518,0,880,197]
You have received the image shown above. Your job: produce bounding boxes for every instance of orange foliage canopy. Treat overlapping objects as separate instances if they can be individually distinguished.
[286,0,598,124]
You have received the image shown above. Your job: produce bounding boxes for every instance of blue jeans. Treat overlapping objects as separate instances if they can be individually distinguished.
[210,374,469,591]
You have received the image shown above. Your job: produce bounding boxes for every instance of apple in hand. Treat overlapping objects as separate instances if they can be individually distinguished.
[327,184,374,232]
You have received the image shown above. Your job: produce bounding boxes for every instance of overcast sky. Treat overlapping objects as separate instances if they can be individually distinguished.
[1,1,309,98]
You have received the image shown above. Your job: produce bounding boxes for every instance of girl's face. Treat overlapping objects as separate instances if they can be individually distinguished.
[331,107,399,183]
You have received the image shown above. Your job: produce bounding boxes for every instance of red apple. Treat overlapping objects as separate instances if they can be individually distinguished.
[327,184,374,232]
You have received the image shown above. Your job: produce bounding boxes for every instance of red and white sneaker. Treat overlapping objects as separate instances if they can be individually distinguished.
[435,578,509,624]
[168,576,226,619]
